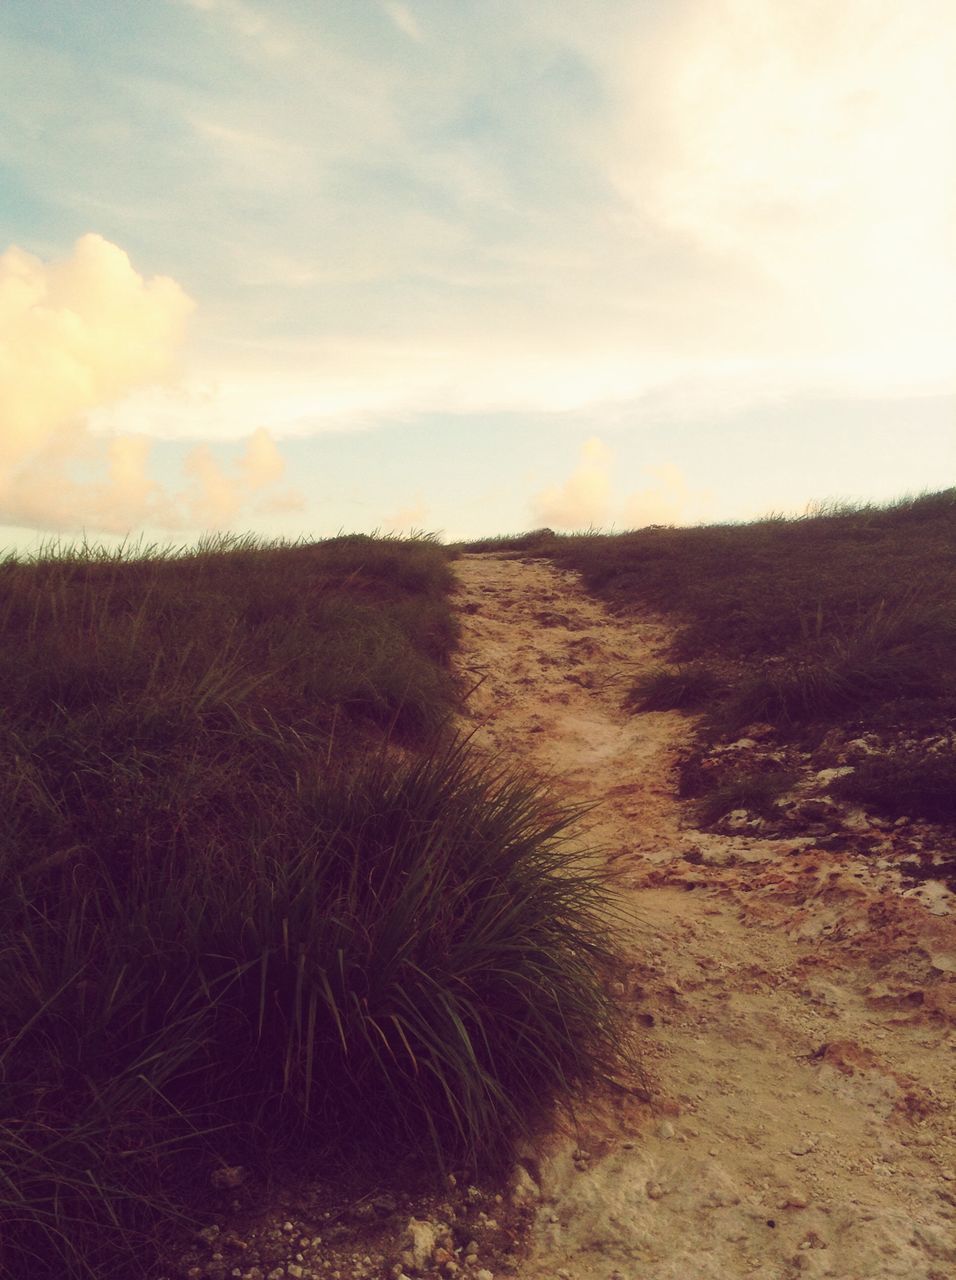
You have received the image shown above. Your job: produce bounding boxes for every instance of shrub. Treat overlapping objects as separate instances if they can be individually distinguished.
[625,662,724,712]
[828,747,956,822]
[1,741,624,1278]
[695,770,798,826]
[716,598,955,732]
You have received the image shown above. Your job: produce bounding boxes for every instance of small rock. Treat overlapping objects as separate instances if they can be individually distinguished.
[646,1181,665,1200]
[779,1193,810,1209]
[476,1271,494,1280]
[401,1218,438,1273]
[841,808,872,833]
[814,766,854,785]
[211,1165,246,1190]
[657,1120,676,1139]
[510,1164,540,1205]
[790,1136,818,1156]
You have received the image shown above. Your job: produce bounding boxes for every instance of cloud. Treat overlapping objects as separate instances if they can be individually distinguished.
[383,498,428,532]
[0,235,302,533]
[1,426,303,535]
[0,233,194,483]
[620,463,713,529]
[599,0,956,388]
[531,441,714,532]
[382,2,423,42]
[176,0,294,57]
[237,426,286,490]
[531,437,612,530]
[182,428,302,528]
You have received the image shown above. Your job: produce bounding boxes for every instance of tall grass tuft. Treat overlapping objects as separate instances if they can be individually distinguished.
[625,662,725,713]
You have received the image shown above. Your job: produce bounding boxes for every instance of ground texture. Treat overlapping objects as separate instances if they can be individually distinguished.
[166,553,955,1280]
[454,553,955,1280]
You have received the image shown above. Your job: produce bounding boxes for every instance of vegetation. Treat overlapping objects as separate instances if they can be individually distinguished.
[693,769,800,826]
[829,744,956,823]
[464,491,956,737]
[0,534,623,1279]
[625,662,725,712]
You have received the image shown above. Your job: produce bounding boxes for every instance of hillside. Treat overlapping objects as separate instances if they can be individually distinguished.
[3,496,955,1280]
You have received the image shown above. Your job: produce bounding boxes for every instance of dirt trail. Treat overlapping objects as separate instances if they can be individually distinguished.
[454,554,956,1280]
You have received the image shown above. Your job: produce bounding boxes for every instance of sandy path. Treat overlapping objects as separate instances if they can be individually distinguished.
[453,554,956,1280]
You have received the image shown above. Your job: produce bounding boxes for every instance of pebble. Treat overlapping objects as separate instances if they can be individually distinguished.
[790,1136,818,1156]
[657,1120,676,1139]
[646,1181,665,1200]
[779,1193,810,1209]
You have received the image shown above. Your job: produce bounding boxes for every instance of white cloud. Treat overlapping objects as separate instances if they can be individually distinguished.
[531,437,612,530]
[620,463,714,529]
[383,498,428,532]
[0,233,193,482]
[176,0,294,57]
[531,441,714,532]
[599,0,956,392]
[0,235,301,533]
[382,2,423,42]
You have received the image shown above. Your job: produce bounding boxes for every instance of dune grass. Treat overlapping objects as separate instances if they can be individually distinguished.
[828,743,956,822]
[0,534,625,1279]
[465,491,956,737]
[625,662,726,713]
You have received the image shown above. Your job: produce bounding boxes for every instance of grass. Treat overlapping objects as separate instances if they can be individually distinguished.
[0,534,625,1279]
[693,769,799,826]
[828,744,956,822]
[625,662,725,712]
[467,491,956,737]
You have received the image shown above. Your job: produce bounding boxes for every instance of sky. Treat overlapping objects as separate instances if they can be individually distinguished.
[0,0,953,550]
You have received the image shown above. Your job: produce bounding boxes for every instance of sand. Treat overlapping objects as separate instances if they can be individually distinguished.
[453,552,955,1280]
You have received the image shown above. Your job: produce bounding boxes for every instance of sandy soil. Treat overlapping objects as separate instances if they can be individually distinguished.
[453,553,955,1280]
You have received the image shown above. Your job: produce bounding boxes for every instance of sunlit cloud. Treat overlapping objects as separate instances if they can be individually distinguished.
[531,442,715,532]
[0,233,193,481]
[621,463,714,529]
[0,235,301,533]
[598,0,956,394]
[531,438,612,530]
[383,498,429,533]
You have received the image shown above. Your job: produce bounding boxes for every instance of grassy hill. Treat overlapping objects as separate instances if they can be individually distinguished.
[0,534,621,1279]
[461,490,956,824]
